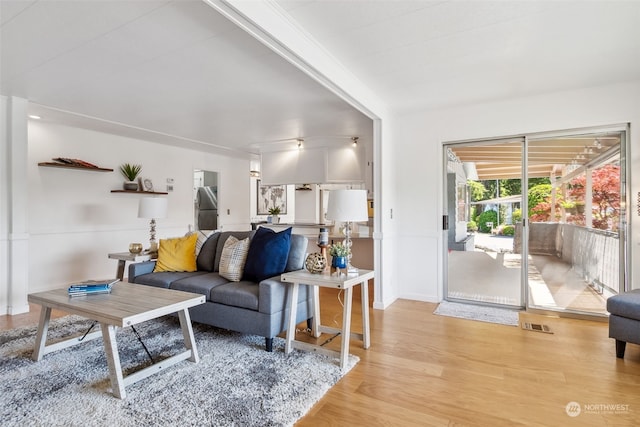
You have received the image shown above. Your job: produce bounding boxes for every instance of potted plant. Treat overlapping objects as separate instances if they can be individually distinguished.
[328,242,349,269]
[119,163,142,191]
[268,206,281,224]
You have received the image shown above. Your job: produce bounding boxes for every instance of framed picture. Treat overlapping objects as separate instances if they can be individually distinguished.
[256,180,287,215]
[141,177,154,192]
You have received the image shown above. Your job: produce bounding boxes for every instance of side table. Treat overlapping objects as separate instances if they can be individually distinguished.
[108,252,154,281]
[280,269,374,371]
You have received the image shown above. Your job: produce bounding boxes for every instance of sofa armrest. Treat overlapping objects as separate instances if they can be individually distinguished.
[128,260,157,283]
[259,277,309,315]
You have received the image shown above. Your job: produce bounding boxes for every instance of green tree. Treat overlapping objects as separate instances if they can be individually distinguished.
[468,180,487,201]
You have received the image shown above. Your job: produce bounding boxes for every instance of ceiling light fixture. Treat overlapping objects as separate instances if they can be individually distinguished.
[351,136,359,147]
[297,138,303,149]
[594,139,602,149]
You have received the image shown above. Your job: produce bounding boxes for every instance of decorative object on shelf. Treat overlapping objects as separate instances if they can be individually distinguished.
[318,227,329,246]
[142,177,154,192]
[119,163,142,191]
[256,179,287,215]
[38,159,113,172]
[305,252,327,274]
[128,243,143,254]
[138,197,168,253]
[326,189,368,273]
[268,206,281,224]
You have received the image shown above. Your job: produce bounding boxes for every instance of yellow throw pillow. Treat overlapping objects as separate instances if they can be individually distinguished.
[219,236,250,282]
[153,233,198,272]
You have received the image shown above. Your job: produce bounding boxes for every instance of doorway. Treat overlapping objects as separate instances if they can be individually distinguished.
[194,170,218,231]
[444,126,628,317]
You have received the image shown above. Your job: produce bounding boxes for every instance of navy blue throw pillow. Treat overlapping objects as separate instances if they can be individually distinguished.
[243,227,292,282]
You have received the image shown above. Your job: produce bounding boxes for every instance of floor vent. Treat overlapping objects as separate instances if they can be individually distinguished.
[521,322,553,334]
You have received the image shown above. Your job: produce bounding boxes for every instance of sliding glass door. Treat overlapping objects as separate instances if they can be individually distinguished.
[444,138,525,308]
[444,126,629,317]
[526,129,627,316]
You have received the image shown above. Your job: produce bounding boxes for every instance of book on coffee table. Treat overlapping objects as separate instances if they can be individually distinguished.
[68,279,119,296]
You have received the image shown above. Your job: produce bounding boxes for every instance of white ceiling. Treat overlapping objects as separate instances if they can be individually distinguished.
[2,1,640,157]
[278,0,640,112]
[0,0,373,157]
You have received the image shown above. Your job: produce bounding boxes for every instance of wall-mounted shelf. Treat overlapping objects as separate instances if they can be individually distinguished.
[111,190,168,195]
[38,162,113,172]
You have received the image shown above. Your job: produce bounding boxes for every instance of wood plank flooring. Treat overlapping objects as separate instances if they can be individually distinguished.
[3,285,639,426]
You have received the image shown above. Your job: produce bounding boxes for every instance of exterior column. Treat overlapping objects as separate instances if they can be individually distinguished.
[585,168,593,228]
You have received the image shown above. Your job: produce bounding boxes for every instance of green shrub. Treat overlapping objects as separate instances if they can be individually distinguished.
[467,221,478,232]
[477,210,498,233]
[501,225,515,236]
[512,209,522,222]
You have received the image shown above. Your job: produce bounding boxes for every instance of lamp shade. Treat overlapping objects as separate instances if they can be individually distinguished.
[138,197,168,219]
[326,190,368,222]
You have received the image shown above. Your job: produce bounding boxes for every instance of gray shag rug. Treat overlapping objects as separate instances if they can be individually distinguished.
[434,301,520,326]
[0,316,358,426]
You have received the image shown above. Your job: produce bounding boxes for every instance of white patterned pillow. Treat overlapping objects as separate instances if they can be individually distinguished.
[185,230,215,257]
[219,236,250,282]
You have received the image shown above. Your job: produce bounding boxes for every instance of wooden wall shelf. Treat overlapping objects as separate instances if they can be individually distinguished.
[111,190,168,195]
[38,162,113,172]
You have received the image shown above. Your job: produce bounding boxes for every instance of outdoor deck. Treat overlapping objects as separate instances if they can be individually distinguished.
[448,232,609,315]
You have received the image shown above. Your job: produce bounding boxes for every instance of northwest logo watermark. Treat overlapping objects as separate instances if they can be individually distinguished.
[566,401,630,417]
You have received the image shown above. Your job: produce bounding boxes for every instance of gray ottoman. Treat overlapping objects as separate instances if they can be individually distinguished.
[607,289,640,358]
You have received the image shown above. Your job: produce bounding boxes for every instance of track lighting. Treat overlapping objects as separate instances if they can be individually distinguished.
[351,136,359,147]
[297,138,303,149]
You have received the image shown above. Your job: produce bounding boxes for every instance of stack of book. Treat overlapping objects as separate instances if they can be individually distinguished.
[68,279,119,297]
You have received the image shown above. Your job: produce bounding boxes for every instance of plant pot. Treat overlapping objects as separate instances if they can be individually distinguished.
[576,204,585,214]
[272,215,280,224]
[331,256,347,269]
[123,181,138,191]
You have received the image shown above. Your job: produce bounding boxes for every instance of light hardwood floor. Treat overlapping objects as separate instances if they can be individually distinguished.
[3,285,639,426]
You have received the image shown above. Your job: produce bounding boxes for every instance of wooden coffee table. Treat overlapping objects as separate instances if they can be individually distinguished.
[28,282,205,399]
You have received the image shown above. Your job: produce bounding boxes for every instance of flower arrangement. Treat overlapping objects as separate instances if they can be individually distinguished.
[329,242,349,257]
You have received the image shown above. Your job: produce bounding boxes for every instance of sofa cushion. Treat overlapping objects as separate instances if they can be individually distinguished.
[219,236,250,282]
[154,234,198,272]
[134,271,207,289]
[285,234,308,272]
[243,227,291,282]
[213,231,254,272]
[170,272,230,301]
[210,281,259,311]
[196,232,220,272]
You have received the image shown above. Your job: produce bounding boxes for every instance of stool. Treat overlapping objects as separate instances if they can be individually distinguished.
[607,289,640,358]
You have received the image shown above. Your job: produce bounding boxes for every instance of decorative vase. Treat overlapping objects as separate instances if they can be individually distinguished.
[123,181,138,191]
[129,243,143,254]
[331,256,347,269]
[272,215,280,224]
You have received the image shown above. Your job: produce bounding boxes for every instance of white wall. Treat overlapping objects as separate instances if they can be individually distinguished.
[394,81,640,302]
[24,120,250,295]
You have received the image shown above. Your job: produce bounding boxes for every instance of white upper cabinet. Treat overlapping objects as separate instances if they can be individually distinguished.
[260,146,364,185]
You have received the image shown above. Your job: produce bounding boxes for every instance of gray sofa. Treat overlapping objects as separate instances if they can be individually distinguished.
[128,230,312,351]
[607,289,640,358]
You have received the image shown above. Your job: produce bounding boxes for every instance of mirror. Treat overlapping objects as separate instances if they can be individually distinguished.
[193,170,218,231]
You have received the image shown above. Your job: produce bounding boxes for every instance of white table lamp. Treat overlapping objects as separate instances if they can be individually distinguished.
[326,189,368,273]
[138,197,168,252]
